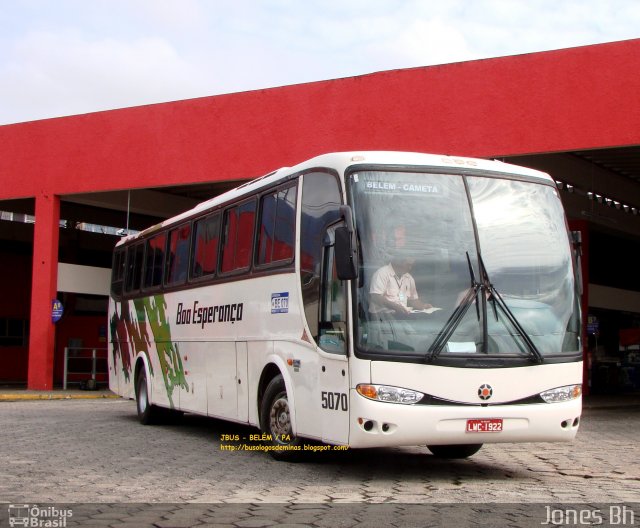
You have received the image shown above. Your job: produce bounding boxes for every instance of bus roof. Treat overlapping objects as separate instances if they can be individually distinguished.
[118,151,552,246]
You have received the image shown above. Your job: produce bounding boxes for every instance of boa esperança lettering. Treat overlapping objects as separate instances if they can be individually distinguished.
[176,301,243,328]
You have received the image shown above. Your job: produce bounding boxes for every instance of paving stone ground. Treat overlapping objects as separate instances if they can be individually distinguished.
[0,398,638,527]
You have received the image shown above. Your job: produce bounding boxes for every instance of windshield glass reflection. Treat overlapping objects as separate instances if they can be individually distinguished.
[349,171,580,361]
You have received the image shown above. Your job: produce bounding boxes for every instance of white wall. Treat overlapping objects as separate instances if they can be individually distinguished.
[589,284,640,314]
[57,263,110,296]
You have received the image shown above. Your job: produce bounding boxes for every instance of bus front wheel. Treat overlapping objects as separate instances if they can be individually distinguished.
[260,375,302,460]
[427,444,483,459]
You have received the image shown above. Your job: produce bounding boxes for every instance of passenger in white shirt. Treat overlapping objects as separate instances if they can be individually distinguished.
[369,256,432,314]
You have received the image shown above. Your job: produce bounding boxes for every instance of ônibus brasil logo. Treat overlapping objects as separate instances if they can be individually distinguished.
[8,504,72,527]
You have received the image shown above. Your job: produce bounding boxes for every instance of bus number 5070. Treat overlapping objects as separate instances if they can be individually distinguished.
[321,391,348,411]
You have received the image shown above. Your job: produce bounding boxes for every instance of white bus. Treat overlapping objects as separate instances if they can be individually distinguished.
[108,151,583,459]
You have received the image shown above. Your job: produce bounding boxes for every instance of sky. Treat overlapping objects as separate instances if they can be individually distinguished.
[1,0,639,126]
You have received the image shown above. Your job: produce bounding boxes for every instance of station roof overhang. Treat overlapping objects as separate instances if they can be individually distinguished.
[8,144,629,239]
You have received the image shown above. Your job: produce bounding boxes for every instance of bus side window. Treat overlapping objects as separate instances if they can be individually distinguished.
[144,232,167,289]
[318,232,347,354]
[165,224,191,286]
[111,249,126,297]
[257,183,297,266]
[124,243,144,294]
[220,199,256,274]
[191,213,220,279]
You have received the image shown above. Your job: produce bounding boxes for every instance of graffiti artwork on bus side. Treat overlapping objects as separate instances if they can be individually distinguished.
[110,294,188,407]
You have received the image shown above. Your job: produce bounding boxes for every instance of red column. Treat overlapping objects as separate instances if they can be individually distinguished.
[27,192,60,390]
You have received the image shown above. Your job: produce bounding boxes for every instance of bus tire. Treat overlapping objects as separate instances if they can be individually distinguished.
[427,444,483,459]
[135,369,161,425]
[260,374,302,460]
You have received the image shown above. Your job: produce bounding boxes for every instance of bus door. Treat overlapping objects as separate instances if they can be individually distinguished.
[179,342,208,413]
[204,341,247,421]
[206,342,238,419]
[318,227,350,444]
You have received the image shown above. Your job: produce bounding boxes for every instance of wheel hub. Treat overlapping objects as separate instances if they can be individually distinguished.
[270,396,291,437]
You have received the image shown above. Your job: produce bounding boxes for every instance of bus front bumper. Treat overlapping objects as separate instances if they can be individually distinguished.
[347,390,582,448]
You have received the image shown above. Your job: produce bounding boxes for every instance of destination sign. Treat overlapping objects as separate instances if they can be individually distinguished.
[362,179,441,195]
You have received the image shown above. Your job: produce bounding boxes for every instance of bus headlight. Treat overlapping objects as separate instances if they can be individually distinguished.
[540,384,582,403]
[356,384,424,404]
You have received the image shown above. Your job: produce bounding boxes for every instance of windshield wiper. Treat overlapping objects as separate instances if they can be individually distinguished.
[477,254,544,364]
[426,252,480,362]
[426,252,544,364]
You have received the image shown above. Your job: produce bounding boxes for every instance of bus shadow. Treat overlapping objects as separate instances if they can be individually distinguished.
[127,411,531,482]
[289,447,530,481]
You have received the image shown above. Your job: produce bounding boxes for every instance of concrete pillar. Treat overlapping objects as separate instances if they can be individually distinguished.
[27,192,60,390]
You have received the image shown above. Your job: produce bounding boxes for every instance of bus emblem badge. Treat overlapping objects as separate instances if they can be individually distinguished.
[271,292,289,314]
[478,384,493,400]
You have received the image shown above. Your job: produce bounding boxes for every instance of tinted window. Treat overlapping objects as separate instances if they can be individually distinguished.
[192,213,220,279]
[165,224,191,286]
[257,184,297,266]
[221,200,256,274]
[111,249,126,296]
[113,250,126,281]
[318,239,347,354]
[144,233,167,289]
[125,243,144,293]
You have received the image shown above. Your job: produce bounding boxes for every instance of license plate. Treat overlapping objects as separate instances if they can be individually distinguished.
[466,418,503,433]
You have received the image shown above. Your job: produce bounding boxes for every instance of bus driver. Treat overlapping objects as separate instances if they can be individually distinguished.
[369,254,433,315]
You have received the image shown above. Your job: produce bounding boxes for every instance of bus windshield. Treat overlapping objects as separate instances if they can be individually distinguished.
[349,170,581,363]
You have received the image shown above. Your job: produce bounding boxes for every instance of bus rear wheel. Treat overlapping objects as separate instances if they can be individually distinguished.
[260,375,302,460]
[427,444,483,459]
[135,369,161,425]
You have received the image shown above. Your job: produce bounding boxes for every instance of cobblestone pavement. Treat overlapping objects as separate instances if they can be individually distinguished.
[0,398,638,526]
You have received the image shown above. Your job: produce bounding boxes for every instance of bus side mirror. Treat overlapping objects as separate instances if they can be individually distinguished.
[333,205,358,280]
[334,226,357,280]
[571,230,584,296]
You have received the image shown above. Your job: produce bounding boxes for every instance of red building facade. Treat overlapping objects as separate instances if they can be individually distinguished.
[1,39,640,390]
